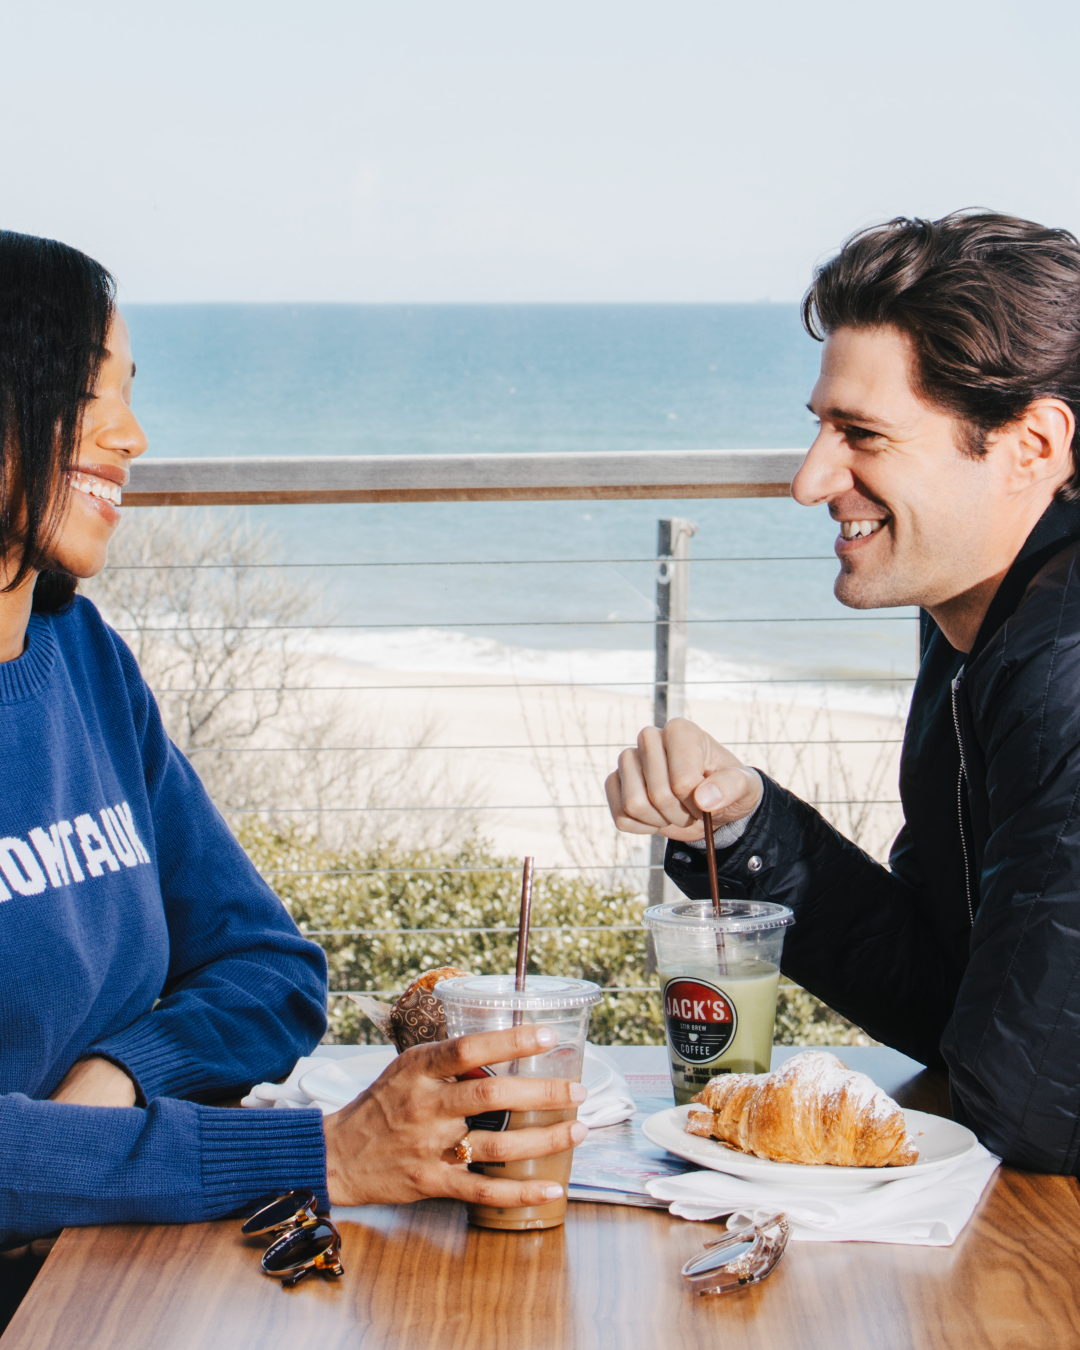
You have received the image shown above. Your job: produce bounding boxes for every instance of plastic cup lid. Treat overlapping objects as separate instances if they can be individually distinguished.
[433,973,603,1011]
[643,898,794,934]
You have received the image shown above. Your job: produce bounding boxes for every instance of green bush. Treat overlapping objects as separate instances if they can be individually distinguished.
[238,821,872,1049]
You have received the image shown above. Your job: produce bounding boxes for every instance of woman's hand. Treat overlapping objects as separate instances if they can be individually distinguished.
[605,718,763,842]
[322,1025,589,1208]
[50,1056,138,1107]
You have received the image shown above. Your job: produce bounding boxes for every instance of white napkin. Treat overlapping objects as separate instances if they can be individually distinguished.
[240,1055,341,1111]
[645,1144,1000,1246]
[241,1043,636,1130]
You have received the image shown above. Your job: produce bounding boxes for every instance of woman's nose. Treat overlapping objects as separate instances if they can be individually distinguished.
[98,404,149,460]
[791,429,854,507]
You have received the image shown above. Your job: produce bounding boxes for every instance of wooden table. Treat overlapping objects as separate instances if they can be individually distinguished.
[3,1046,1078,1350]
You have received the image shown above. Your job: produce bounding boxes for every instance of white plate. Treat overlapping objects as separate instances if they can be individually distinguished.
[299,1043,614,1109]
[641,1104,978,1194]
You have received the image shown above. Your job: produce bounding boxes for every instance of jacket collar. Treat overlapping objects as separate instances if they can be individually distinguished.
[968,495,1080,660]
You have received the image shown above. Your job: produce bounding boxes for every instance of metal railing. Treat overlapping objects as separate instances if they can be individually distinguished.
[125,448,805,505]
[118,449,912,1037]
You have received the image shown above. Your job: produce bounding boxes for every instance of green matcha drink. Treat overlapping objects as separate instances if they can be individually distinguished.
[644,900,794,1107]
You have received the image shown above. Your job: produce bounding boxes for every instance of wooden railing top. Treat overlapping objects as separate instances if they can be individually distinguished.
[124,448,806,506]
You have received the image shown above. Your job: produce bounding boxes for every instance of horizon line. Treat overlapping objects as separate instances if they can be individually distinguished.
[117,297,800,308]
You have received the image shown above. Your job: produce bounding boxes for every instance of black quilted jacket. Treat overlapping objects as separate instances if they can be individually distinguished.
[666,497,1080,1173]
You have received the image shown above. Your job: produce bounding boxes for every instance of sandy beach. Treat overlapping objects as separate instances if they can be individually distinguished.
[236,648,908,877]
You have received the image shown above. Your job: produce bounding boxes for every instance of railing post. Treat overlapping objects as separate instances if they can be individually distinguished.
[649,517,697,907]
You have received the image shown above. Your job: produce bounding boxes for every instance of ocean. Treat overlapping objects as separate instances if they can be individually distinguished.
[121,304,918,707]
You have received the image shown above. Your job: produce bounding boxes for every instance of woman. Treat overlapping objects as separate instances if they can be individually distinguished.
[0,232,584,1269]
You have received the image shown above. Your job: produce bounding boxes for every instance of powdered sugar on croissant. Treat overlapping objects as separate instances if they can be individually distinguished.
[687,1049,919,1167]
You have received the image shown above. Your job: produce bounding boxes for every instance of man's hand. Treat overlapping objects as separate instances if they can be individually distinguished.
[322,1025,589,1209]
[605,718,763,842]
[50,1056,138,1107]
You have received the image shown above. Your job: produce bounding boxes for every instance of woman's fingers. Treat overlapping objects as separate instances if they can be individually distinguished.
[450,1119,588,1166]
[323,1028,593,1208]
[441,1169,569,1210]
[439,1071,586,1123]
[418,1024,566,1081]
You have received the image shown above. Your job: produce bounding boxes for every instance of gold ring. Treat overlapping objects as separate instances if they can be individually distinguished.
[455,1135,473,1165]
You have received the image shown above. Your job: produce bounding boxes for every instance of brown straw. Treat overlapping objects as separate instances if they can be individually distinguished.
[701,811,721,918]
[512,856,535,1027]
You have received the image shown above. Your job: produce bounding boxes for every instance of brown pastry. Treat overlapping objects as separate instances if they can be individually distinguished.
[687,1049,919,1168]
[387,967,470,1051]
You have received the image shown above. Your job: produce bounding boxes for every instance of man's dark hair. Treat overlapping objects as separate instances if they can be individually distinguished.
[0,230,116,612]
[802,210,1080,494]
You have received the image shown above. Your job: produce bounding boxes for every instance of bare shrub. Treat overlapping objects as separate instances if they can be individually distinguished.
[517,681,647,880]
[83,508,479,850]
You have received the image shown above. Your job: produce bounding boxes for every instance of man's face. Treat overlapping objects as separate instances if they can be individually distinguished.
[795,324,1019,611]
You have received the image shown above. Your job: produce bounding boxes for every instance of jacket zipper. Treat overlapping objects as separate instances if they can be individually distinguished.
[950,672,975,927]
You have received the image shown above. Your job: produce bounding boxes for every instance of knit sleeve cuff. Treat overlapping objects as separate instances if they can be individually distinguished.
[88,1016,230,1105]
[197,1105,329,1217]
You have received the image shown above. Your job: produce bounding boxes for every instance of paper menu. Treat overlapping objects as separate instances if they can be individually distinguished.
[568,1073,695,1208]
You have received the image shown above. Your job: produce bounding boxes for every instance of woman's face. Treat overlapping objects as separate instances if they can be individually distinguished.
[47,310,148,579]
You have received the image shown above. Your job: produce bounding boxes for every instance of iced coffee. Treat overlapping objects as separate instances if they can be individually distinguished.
[435,973,602,1231]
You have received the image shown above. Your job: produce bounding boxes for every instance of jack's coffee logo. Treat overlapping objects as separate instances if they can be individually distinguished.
[663,978,737,1064]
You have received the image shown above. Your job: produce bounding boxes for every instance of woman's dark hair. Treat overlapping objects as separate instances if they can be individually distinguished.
[802,210,1080,496]
[0,231,116,612]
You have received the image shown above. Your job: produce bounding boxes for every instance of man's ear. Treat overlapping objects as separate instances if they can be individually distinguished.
[1002,398,1076,490]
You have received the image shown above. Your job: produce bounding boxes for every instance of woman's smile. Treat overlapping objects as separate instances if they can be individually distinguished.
[68,463,126,523]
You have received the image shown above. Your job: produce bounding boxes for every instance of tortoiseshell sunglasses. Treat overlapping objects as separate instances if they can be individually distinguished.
[241,1190,344,1287]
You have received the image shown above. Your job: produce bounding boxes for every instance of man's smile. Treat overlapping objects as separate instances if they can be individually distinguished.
[835,517,889,554]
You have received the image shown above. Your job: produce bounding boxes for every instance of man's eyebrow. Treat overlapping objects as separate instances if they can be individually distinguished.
[806,401,898,430]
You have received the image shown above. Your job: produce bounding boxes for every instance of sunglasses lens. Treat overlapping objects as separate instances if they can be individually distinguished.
[682,1237,757,1279]
[241,1189,317,1236]
[262,1223,339,1276]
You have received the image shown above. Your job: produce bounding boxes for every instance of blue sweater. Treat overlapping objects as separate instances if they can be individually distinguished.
[0,596,330,1243]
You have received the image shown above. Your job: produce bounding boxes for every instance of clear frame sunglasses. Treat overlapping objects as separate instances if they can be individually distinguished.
[680,1211,789,1296]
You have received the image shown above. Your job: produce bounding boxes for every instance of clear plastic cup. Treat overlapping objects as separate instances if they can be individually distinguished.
[643,899,794,1105]
[435,973,602,1231]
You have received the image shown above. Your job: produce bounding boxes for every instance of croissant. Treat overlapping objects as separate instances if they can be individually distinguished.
[685,1049,918,1167]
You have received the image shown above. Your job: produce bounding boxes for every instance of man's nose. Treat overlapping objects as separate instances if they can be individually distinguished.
[791,429,855,507]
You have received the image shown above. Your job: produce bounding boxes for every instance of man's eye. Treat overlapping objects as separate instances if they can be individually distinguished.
[845,426,879,444]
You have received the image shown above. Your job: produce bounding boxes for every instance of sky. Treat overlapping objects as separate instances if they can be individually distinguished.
[1,0,1078,303]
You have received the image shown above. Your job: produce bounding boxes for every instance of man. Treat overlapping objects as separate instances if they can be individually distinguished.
[606,211,1080,1173]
